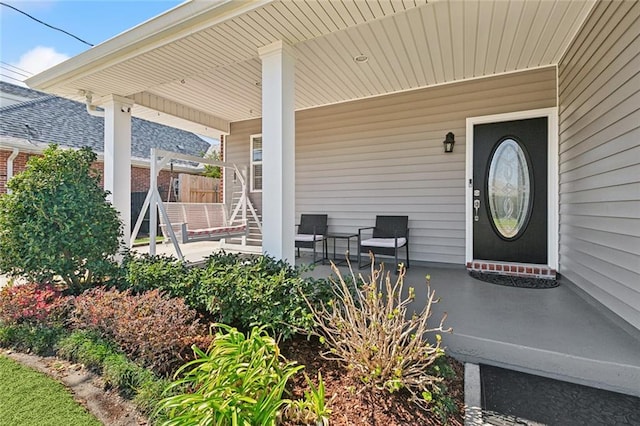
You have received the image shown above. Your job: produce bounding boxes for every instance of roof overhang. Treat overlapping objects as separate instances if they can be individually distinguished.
[0,136,204,172]
[26,0,269,94]
[26,0,598,133]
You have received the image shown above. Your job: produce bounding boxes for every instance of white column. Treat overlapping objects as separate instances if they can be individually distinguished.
[103,95,134,247]
[258,41,295,262]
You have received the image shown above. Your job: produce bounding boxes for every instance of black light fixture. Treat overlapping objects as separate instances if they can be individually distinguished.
[443,132,455,153]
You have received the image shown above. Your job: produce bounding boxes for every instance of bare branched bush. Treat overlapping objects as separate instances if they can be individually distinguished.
[306,255,451,409]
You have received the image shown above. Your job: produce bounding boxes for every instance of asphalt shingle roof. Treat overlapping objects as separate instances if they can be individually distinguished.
[0,82,210,159]
[0,81,47,100]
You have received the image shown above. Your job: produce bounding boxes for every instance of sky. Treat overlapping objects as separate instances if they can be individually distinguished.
[0,0,183,85]
[0,0,220,145]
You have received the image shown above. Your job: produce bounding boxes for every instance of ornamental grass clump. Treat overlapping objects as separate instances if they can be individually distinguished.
[306,257,451,410]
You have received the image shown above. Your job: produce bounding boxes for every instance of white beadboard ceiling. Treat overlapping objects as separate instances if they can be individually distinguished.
[33,0,596,135]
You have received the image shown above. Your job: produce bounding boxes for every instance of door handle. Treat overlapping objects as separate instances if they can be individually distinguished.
[473,199,480,221]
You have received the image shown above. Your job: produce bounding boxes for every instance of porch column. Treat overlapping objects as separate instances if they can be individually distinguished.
[103,95,134,247]
[258,41,295,263]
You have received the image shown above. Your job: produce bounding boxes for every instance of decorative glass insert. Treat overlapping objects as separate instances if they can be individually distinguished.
[488,139,531,239]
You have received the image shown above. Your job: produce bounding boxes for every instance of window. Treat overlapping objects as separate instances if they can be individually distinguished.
[250,134,262,192]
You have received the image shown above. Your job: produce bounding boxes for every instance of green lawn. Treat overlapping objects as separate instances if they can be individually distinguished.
[133,235,165,245]
[0,355,101,426]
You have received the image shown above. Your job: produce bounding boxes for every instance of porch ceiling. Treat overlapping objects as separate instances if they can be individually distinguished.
[27,0,596,134]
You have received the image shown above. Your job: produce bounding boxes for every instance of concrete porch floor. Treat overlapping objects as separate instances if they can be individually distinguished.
[307,257,640,399]
[132,242,640,397]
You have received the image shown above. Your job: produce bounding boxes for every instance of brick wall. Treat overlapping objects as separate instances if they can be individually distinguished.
[0,151,32,193]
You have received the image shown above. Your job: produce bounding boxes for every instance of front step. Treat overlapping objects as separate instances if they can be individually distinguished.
[444,332,640,398]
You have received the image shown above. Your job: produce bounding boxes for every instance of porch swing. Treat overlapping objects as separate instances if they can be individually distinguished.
[130,148,262,260]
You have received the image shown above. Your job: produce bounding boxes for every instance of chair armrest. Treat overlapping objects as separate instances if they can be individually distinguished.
[358,226,375,241]
[380,229,409,247]
[312,226,327,239]
[393,229,409,246]
[392,228,410,237]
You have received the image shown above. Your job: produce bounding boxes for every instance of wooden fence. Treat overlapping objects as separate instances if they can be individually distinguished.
[178,173,221,203]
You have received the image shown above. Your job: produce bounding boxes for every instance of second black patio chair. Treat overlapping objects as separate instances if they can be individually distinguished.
[295,214,328,264]
[358,215,410,271]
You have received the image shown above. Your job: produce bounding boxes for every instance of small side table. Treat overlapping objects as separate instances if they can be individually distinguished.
[326,232,358,265]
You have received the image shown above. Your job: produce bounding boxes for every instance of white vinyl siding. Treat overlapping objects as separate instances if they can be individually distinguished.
[225,120,262,211]
[226,67,556,264]
[558,1,640,331]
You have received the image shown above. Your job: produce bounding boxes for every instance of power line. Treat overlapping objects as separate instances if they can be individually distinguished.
[0,73,25,83]
[0,61,33,76]
[0,64,31,78]
[0,1,94,47]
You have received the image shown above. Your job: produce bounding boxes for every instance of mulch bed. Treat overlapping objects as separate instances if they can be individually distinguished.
[3,338,464,426]
[281,336,465,426]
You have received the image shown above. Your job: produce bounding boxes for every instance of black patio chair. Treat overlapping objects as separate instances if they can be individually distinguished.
[295,214,328,264]
[358,215,410,271]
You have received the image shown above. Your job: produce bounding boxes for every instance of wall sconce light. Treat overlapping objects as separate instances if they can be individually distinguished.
[443,132,455,153]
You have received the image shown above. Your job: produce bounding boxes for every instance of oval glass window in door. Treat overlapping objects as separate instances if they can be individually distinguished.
[488,139,532,239]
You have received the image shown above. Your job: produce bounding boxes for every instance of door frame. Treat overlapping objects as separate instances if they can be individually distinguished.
[465,108,558,269]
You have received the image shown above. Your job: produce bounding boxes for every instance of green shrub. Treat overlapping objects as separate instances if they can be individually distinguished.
[0,145,122,293]
[425,356,459,422]
[71,287,211,375]
[307,261,451,412]
[57,330,167,407]
[120,252,333,340]
[156,324,303,426]
[0,323,67,355]
[134,377,174,419]
[102,353,157,398]
[0,283,72,326]
[56,330,117,370]
[191,253,332,339]
[122,253,191,296]
[201,150,222,179]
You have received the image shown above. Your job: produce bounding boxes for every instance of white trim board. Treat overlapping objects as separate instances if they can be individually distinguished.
[465,108,559,270]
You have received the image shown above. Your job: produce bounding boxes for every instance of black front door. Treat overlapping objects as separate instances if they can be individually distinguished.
[473,117,547,264]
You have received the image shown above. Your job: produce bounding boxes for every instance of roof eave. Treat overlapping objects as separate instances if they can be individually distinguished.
[26,0,273,94]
